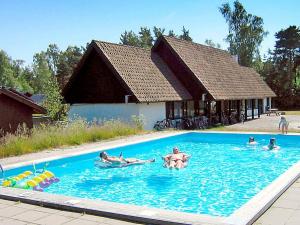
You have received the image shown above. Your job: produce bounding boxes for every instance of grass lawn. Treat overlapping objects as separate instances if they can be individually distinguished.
[284,111,300,115]
[0,119,145,158]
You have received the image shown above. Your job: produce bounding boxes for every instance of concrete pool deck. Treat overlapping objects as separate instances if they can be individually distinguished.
[1,130,300,225]
[0,178,299,225]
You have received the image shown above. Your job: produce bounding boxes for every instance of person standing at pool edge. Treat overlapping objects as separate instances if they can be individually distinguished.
[278,116,289,134]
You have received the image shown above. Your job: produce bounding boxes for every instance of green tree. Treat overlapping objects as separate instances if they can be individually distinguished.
[42,76,68,121]
[138,27,153,48]
[31,52,52,93]
[168,30,176,37]
[204,39,221,49]
[153,26,165,39]
[179,26,192,41]
[45,44,61,75]
[120,26,193,47]
[0,50,33,92]
[274,26,300,87]
[0,50,19,88]
[56,46,83,88]
[120,30,140,46]
[219,0,268,67]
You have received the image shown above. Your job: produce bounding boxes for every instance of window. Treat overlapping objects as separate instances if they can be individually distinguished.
[254,99,258,109]
[231,100,237,111]
[166,102,174,119]
[187,101,194,117]
[211,101,216,114]
[174,101,182,118]
[247,100,252,109]
[199,100,205,115]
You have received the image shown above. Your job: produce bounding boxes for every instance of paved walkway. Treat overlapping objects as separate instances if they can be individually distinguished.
[227,114,300,132]
[253,177,300,225]
[0,199,140,225]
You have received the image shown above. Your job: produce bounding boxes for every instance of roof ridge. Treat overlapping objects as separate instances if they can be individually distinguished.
[93,40,150,52]
[162,35,229,54]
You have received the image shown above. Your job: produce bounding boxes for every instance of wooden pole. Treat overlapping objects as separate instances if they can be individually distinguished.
[228,100,232,124]
[251,99,255,119]
[244,100,247,121]
[217,101,221,123]
[258,99,261,118]
[237,100,241,122]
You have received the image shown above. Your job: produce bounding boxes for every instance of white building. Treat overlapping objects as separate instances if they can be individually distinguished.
[63,36,276,129]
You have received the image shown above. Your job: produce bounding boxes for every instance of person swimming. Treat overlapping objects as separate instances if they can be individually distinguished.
[163,147,190,169]
[98,151,155,166]
[248,136,257,145]
[264,138,280,150]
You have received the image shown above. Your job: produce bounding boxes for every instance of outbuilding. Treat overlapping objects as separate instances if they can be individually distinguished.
[0,88,46,134]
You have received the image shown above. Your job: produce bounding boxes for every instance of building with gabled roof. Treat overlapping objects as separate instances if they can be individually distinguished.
[63,36,276,129]
[0,88,46,134]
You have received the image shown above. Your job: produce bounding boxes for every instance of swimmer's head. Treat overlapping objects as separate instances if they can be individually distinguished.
[100,151,108,159]
[270,138,276,144]
[173,147,179,154]
[249,137,255,142]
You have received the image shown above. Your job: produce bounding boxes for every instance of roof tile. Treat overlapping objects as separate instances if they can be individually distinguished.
[94,41,192,102]
[163,36,276,100]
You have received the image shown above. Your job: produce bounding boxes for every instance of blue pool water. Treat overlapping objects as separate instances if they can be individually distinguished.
[3,132,300,216]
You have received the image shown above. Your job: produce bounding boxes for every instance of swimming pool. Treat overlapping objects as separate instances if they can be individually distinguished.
[2,132,300,218]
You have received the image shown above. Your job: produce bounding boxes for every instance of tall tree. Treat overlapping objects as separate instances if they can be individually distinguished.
[120,26,192,47]
[0,50,19,88]
[274,26,300,86]
[168,30,176,37]
[153,26,165,39]
[219,0,268,67]
[0,50,33,92]
[179,26,192,41]
[45,44,61,75]
[120,30,140,46]
[42,76,68,121]
[204,39,221,49]
[56,46,83,88]
[138,27,153,48]
[31,52,52,93]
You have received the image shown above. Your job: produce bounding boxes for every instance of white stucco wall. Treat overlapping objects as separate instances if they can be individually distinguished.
[263,97,272,113]
[138,102,166,130]
[68,102,166,130]
[68,103,139,123]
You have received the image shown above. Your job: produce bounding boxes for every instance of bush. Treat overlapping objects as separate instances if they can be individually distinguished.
[0,119,143,158]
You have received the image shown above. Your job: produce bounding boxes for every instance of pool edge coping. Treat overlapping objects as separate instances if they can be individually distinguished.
[1,130,300,225]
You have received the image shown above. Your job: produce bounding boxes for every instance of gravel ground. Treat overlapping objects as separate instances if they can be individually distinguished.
[227,114,300,132]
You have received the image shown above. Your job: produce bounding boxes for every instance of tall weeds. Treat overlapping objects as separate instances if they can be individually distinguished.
[0,119,143,158]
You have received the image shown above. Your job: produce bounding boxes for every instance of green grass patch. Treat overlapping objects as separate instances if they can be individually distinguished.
[0,119,144,158]
[284,111,300,115]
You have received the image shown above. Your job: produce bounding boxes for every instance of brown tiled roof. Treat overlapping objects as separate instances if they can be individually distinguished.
[0,88,46,114]
[94,41,192,102]
[161,36,276,100]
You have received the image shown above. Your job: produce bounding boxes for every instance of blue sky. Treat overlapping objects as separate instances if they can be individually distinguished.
[0,0,299,64]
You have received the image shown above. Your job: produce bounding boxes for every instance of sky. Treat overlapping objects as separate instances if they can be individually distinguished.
[0,0,299,64]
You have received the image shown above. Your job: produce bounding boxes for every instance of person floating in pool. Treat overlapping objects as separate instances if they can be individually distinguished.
[264,138,280,150]
[279,116,289,134]
[98,151,155,167]
[248,136,257,145]
[163,147,190,169]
